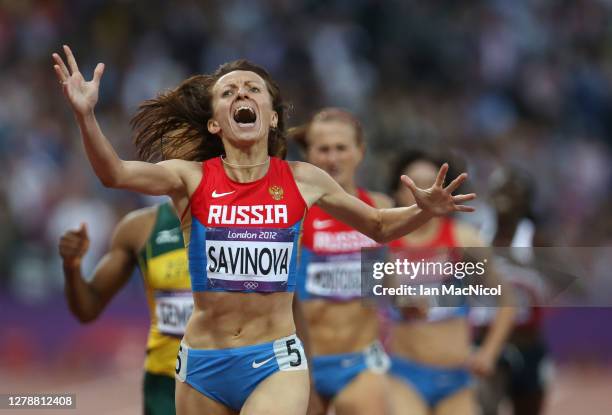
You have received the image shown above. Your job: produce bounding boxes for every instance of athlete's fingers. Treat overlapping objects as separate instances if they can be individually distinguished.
[92,63,105,85]
[455,205,475,212]
[52,53,70,78]
[445,172,467,194]
[63,45,80,74]
[60,234,86,245]
[59,238,88,257]
[435,163,449,187]
[452,193,476,203]
[61,229,81,239]
[60,231,88,246]
[53,65,67,85]
[59,242,82,255]
[400,175,418,193]
[59,239,85,253]
[60,232,79,243]
[76,222,89,238]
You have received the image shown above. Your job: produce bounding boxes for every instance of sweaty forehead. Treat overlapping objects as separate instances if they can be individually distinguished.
[214,70,266,90]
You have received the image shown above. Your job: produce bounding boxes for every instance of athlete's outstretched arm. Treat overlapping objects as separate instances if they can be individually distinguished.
[59,209,151,322]
[52,45,186,197]
[292,162,476,243]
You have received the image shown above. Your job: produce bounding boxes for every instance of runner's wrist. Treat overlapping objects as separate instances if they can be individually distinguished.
[63,257,82,270]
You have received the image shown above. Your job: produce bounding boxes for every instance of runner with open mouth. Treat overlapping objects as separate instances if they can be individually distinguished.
[53,45,476,415]
[233,105,257,128]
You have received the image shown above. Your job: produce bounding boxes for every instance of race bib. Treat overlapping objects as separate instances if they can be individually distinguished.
[364,341,391,373]
[175,341,188,381]
[155,291,194,337]
[205,227,296,291]
[305,253,362,299]
[273,334,308,371]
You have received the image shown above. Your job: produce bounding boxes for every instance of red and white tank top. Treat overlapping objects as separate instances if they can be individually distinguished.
[297,188,380,301]
[187,157,307,292]
[389,217,469,322]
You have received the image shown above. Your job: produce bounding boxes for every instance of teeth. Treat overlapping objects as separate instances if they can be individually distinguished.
[235,106,254,114]
[234,105,257,124]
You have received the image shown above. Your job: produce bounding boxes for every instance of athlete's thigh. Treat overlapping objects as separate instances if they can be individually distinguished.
[387,376,428,415]
[435,387,477,415]
[333,371,390,415]
[175,379,236,415]
[307,390,330,415]
[240,370,310,415]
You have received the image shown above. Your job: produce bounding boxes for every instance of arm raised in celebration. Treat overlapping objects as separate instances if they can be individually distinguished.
[292,161,476,243]
[52,45,189,198]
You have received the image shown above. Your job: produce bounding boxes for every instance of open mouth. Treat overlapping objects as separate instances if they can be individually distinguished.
[233,106,257,126]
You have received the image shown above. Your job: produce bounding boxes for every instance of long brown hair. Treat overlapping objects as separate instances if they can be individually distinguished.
[131,60,288,162]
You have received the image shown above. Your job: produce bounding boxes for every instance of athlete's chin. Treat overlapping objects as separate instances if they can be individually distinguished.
[226,131,266,147]
[227,124,268,145]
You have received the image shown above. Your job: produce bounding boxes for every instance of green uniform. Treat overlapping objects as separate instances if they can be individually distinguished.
[137,202,191,415]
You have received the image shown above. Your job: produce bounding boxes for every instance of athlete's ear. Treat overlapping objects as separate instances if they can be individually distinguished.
[271,111,278,129]
[208,118,221,135]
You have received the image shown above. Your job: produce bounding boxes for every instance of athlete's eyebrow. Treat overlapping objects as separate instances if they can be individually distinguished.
[220,80,264,89]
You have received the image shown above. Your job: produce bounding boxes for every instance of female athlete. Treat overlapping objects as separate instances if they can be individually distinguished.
[52,46,475,415]
[386,150,515,415]
[60,202,190,415]
[292,108,393,415]
[473,167,549,415]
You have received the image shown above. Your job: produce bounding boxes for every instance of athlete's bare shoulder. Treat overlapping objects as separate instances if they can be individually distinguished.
[287,161,331,207]
[120,205,158,225]
[157,159,203,194]
[113,206,159,253]
[287,160,318,181]
[157,159,202,176]
[368,191,394,209]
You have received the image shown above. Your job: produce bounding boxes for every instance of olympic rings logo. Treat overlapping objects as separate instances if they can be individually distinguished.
[244,281,259,290]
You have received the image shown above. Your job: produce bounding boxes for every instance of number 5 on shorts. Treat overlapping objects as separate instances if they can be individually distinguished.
[286,339,302,367]
[175,342,188,381]
[274,334,307,371]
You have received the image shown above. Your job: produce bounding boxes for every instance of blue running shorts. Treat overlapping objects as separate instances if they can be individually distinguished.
[390,356,472,407]
[176,333,308,411]
[312,341,390,400]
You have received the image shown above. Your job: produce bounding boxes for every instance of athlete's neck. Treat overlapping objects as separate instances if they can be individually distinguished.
[222,143,270,183]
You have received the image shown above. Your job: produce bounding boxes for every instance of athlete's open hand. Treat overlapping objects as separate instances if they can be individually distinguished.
[59,223,90,268]
[52,45,104,116]
[401,163,476,216]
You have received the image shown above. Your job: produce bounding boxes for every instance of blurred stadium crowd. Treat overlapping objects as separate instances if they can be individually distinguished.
[0,0,611,305]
